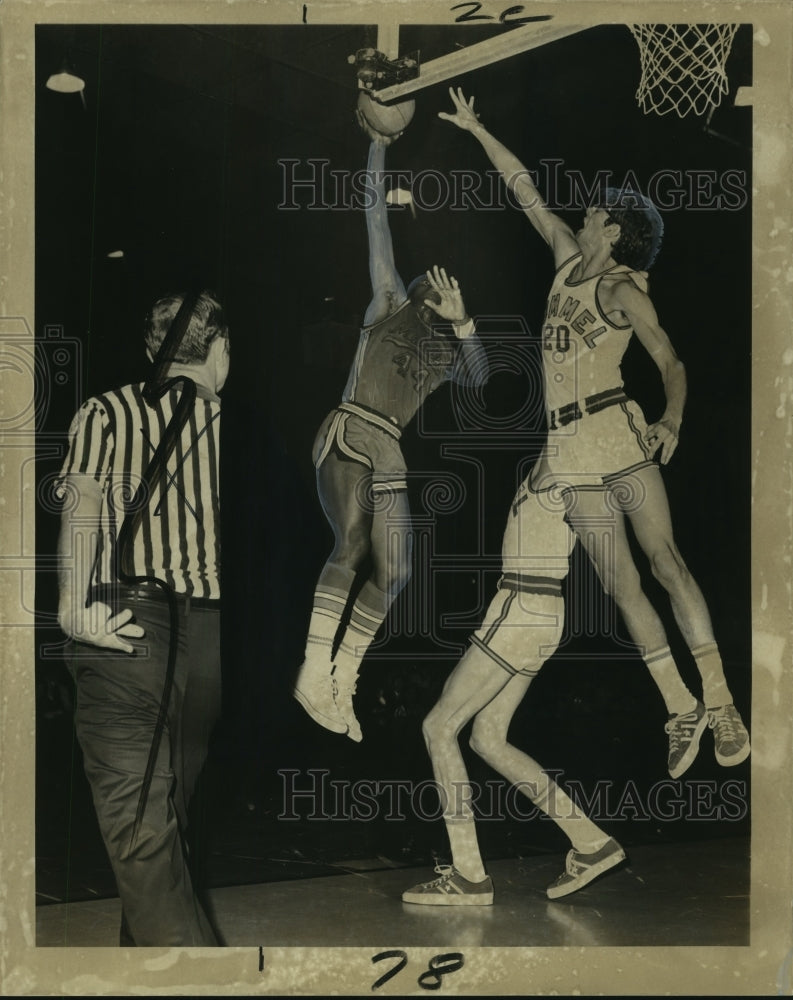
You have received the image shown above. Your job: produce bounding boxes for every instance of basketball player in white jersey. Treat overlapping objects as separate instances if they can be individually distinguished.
[402,479,625,905]
[439,87,749,779]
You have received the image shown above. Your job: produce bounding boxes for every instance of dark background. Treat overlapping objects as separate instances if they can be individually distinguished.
[35,22,752,905]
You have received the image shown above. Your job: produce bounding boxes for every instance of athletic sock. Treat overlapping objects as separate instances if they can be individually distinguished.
[692,642,733,709]
[445,816,488,883]
[530,773,609,855]
[303,562,355,666]
[643,646,698,716]
[333,580,390,675]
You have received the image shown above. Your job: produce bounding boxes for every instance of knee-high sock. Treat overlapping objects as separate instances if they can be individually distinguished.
[446,825,487,883]
[530,773,610,854]
[483,745,609,855]
[333,579,391,676]
[303,562,356,667]
[643,646,698,716]
[440,784,488,883]
[692,642,733,709]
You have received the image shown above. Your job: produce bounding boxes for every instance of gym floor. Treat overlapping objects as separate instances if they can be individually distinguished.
[37,835,749,948]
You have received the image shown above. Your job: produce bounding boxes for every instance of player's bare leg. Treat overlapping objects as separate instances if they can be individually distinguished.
[564,486,698,711]
[620,465,750,765]
[294,452,375,735]
[622,466,725,681]
[419,646,523,890]
[332,486,412,742]
[470,664,624,900]
[404,591,622,905]
[564,486,709,778]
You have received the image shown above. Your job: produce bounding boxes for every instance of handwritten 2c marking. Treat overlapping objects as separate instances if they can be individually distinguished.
[451,2,552,26]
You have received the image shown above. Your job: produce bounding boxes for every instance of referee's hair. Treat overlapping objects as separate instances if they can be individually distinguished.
[144,291,228,364]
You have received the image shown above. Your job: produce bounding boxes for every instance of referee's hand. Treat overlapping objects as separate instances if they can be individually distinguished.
[59,601,145,654]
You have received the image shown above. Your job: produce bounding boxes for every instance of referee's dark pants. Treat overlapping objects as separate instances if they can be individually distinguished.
[66,585,221,946]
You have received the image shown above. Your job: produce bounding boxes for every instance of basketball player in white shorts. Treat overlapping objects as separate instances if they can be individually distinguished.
[439,87,749,780]
[402,478,625,905]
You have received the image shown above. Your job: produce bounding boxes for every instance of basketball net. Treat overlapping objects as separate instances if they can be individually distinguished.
[629,24,738,117]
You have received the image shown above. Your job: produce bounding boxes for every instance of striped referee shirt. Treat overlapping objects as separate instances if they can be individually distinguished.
[57,382,221,599]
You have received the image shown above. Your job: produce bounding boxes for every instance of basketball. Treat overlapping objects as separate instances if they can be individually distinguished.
[357,90,416,136]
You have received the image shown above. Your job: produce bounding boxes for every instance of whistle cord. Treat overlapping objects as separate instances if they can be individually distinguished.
[115,290,202,854]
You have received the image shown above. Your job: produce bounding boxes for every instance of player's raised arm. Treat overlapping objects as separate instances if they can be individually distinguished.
[357,111,407,327]
[439,87,578,266]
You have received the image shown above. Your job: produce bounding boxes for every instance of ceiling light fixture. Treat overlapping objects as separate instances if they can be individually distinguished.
[46,59,86,108]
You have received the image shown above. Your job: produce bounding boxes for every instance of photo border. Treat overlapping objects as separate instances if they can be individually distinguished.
[2,0,791,993]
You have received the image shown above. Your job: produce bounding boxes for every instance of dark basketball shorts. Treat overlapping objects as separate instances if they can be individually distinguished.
[313,401,408,493]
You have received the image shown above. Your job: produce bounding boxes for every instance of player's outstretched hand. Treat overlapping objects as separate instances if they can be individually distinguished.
[645,418,679,464]
[60,600,145,654]
[438,87,481,131]
[423,266,469,327]
[355,109,402,145]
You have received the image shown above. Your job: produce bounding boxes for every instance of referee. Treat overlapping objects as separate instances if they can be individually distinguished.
[56,291,228,946]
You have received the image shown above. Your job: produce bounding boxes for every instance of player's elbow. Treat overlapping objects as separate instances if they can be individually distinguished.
[652,341,685,385]
[508,172,539,207]
[661,354,685,381]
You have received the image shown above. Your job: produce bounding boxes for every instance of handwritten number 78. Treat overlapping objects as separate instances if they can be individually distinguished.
[372,950,465,991]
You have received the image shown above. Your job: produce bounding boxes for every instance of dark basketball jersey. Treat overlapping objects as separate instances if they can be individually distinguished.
[342,300,459,428]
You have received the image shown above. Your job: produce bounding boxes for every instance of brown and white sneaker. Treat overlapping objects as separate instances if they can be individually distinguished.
[665,700,708,778]
[708,704,750,766]
[546,839,626,900]
[402,866,494,906]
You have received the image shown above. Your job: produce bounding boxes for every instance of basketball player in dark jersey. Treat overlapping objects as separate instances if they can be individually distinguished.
[439,87,749,779]
[293,109,488,741]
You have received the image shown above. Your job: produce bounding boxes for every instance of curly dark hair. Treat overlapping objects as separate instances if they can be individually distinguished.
[144,290,228,364]
[600,187,664,271]
[406,274,441,308]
